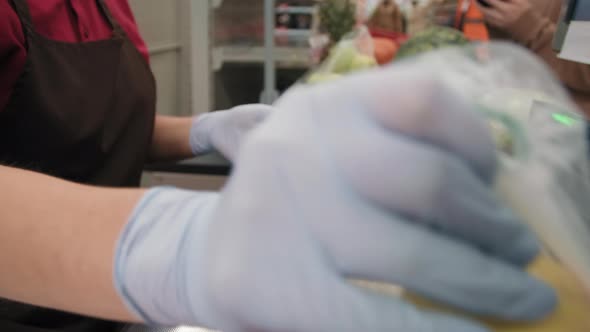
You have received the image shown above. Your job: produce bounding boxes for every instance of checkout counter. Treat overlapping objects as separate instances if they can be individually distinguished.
[143,153,231,191]
[123,325,214,332]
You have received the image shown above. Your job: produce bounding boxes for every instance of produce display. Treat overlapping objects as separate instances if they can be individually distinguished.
[329,42,377,73]
[317,0,357,46]
[308,0,475,85]
[372,36,398,64]
[306,24,469,84]
[306,72,344,84]
[395,26,469,60]
[306,35,377,84]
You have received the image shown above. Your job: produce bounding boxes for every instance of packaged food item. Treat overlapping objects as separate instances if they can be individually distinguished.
[406,96,590,330]
[400,43,590,332]
[330,43,590,331]
[405,254,590,332]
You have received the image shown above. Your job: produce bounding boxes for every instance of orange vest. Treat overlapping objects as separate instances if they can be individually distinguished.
[454,0,489,41]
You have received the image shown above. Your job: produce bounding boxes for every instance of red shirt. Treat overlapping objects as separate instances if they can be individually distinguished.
[0,0,149,112]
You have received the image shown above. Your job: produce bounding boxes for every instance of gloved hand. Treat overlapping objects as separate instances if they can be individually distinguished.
[115,67,556,332]
[189,104,273,161]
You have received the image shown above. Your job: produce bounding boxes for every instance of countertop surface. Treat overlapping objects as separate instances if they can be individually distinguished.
[144,153,231,176]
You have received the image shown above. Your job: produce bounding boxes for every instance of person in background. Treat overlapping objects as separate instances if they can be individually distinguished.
[477,0,590,117]
[0,0,270,331]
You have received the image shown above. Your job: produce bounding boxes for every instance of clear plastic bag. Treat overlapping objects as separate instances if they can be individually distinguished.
[392,42,590,295]
[297,40,590,329]
[345,42,590,330]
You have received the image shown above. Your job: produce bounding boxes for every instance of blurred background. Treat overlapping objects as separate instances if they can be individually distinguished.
[129,0,434,117]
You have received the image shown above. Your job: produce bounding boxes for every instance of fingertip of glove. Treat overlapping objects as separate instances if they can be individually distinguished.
[506,277,558,322]
[501,224,541,267]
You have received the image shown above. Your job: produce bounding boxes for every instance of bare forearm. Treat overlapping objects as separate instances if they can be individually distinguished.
[149,115,194,162]
[0,166,143,322]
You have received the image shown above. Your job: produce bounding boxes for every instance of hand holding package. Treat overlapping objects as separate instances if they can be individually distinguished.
[115,45,555,332]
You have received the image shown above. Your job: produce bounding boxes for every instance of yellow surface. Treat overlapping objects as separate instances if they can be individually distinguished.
[405,254,590,331]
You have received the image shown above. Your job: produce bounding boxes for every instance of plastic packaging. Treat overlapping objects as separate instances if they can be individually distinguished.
[401,41,590,286]
[300,40,590,330]
[394,42,590,330]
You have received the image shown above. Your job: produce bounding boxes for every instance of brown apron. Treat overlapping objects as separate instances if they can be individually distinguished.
[0,0,156,187]
[0,0,156,331]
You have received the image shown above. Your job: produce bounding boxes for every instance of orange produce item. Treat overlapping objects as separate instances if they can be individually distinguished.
[372,37,398,65]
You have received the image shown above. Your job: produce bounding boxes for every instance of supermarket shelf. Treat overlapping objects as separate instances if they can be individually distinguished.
[276,6,315,15]
[275,29,311,38]
[212,45,311,70]
[214,0,316,13]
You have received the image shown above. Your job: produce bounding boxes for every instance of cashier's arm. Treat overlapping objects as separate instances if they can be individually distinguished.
[149,115,193,162]
[0,165,142,323]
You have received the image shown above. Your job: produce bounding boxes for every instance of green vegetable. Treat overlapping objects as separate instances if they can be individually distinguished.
[350,54,377,70]
[319,0,356,44]
[396,27,469,60]
[330,43,358,73]
[322,42,378,75]
[307,73,343,84]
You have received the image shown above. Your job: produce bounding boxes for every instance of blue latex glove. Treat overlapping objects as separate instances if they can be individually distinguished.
[190,104,273,161]
[115,67,556,332]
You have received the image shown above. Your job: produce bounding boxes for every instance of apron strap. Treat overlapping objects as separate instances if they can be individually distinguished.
[10,0,34,35]
[96,0,125,36]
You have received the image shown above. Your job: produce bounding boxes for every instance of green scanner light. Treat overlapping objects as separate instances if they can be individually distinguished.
[552,113,579,126]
